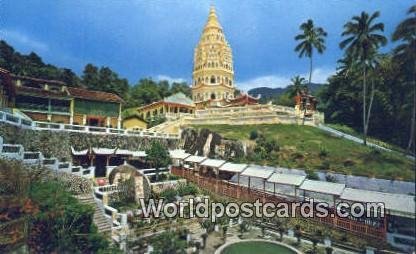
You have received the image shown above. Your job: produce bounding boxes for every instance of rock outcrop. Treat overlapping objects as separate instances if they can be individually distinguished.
[181,128,245,160]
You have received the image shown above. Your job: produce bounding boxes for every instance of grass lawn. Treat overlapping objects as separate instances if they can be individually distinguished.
[221,241,296,254]
[191,124,415,181]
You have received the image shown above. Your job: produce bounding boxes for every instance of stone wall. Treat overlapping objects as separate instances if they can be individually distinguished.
[0,122,179,160]
[181,128,245,160]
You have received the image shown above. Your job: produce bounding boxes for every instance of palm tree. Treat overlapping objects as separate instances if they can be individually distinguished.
[392,5,416,154]
[340,11,387,145]
[288,75,307,97]
[295,19,328,88]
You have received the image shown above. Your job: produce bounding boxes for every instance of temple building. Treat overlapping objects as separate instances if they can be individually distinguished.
[132,92,194,122]
[192,6,237,107]
[0,68,123,128]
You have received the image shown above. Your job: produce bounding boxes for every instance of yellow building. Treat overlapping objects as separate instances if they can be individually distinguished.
[134,92,194,121]
[192,6,235,103]
[122,114,148,131]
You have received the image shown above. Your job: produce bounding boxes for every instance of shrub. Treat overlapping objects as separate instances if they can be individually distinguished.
[343,159,355,167]
[319,145,328,157]
[325,174,337,183]
[249,130,258,140]
[306,169,319,180]
[177,183,199,196]
[320,160,331,170]
[159,188,178,202]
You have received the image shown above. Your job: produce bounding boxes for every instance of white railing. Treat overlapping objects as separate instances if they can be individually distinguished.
[0,110,179,139]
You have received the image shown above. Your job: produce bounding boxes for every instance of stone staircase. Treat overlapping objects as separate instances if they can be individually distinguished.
[76,193,112,236]
[148,118,182,134]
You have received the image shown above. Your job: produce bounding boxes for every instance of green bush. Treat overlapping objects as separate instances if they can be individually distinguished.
[319,145,329,157]
[177,183,199,196]
[306,169,320,180]
[249,130,258,140]
[159,188,178,202]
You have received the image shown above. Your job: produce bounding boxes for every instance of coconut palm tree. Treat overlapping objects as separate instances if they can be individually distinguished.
[339,11,387,145]
[294,19,328,89]
[288,75,307,97]
[392,5,416,154]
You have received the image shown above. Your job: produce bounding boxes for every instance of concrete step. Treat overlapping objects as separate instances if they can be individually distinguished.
[75,193,112,235]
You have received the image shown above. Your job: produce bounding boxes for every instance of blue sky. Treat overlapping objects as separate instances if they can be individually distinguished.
[1,0,413,91]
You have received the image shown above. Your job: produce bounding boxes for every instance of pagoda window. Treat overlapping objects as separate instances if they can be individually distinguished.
[210,76,216,84]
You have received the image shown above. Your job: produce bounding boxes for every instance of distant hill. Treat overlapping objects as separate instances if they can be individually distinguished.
[248,83,323,102]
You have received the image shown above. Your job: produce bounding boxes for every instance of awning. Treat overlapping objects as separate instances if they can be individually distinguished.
[200,159,226,168]
[115,149,132,155]
[92,148,116,155]
[169,149,191,160]
[241,166,274,179]
[184,155,207,163]
[267,173,306,187]
[131,151,146,157]
[340,188,415,218]
[219,162,248,173]
[299,180,345,196]
[71,146,89,156]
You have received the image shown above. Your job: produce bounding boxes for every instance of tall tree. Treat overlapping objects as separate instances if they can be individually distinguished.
[392,5,416,154]
[288,75,307,97]
[339,11,387,145]
[294,19,328,88]
[145,140,171,181]
[82,64,100,90]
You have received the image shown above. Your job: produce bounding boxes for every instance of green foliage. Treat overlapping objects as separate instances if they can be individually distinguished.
[249,129,258,140]
[159,188,178,202]
[110,177,137,210]
[150,230,187,254]
[125,78,191,108]
[29,181,111,253]
[194,124,414,180]
[176,182,199,196]
[319,145,328,158]
[0,40,80,86]
[305,169,320,180]
[146,140,171,169]
[148,115,167,128]
[146,140,172,181]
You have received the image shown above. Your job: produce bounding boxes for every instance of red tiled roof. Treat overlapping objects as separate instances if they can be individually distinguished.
[67,87,124,103]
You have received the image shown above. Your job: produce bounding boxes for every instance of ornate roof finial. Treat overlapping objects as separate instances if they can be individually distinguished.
[205,4,221,29]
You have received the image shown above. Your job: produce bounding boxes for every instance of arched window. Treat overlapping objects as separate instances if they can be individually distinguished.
[217,76,220,83]
[205,77,209,83]
[208,62,211,68]
[229,80,232,86]
[211,93,216,100]
[210,76,216,84]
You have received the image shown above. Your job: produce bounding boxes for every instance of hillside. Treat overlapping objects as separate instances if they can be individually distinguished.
[191,124,414,181]
[248,83,323,102]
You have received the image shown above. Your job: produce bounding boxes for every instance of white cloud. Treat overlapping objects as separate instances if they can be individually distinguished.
[1,29,49,52]
[236,67,335,91]
[156,75,187,84]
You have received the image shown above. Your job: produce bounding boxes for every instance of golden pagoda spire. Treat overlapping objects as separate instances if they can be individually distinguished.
[192,5,235,103]
[204,5,222,30]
